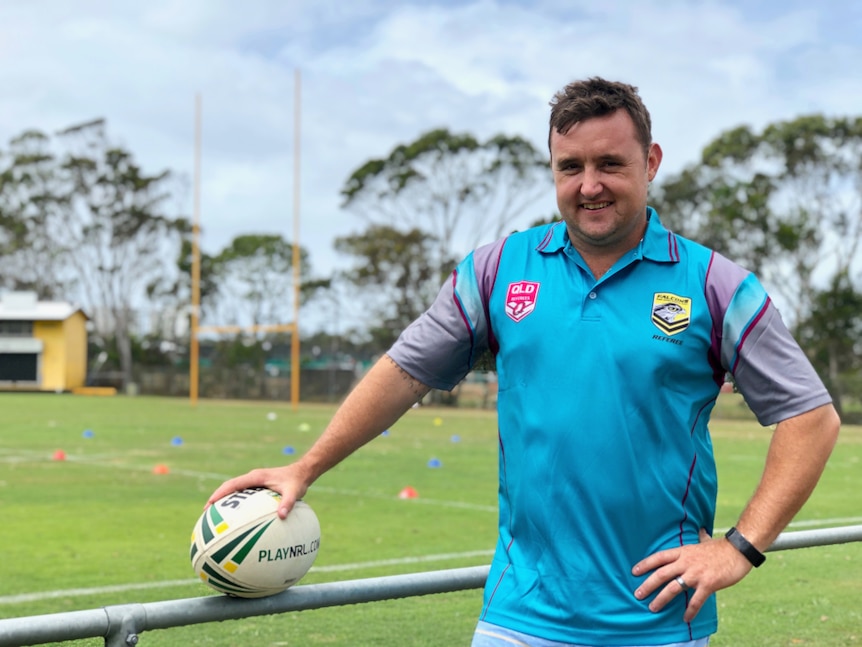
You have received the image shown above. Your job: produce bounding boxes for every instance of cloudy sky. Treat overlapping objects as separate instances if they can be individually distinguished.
[1,0,859,295]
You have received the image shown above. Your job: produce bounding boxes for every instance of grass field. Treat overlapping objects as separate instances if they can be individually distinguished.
[0,392,859,646]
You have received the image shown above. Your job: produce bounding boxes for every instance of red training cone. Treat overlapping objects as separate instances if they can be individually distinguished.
[398,486,419,499]
[52,449,66,461]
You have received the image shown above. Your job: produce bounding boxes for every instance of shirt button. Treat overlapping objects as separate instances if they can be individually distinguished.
[588,291,597,300]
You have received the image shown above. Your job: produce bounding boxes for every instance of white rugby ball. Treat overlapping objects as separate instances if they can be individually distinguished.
[190,487,320,598]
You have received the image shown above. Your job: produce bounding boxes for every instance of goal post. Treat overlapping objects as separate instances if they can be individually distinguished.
[189,69,303,410]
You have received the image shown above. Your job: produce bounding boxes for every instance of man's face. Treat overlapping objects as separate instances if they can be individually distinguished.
[550,109,662,258]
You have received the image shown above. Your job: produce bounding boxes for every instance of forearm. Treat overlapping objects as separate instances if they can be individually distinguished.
[293,354,431,487]
[734,403,840,550]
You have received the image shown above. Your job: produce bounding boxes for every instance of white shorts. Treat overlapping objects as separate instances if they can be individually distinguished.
[471,621,711,647]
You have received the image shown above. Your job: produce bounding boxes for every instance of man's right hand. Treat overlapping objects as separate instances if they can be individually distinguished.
[207,464,310,520]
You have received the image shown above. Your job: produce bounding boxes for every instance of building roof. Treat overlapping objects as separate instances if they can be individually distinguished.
[0,292,87,322]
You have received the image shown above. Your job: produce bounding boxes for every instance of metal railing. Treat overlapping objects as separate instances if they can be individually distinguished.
[1,525,861,647]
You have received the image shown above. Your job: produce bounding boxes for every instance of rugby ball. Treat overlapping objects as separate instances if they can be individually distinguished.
[190,487,320,598]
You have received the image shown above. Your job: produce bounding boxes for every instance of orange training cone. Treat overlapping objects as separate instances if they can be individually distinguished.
[398,486,419,499]
[152,463,170,475]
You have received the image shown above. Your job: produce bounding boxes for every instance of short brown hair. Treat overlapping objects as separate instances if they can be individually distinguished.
[548,77,652,156]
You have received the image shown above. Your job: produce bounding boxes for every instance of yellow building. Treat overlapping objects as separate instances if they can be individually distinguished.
[0,292,88,392]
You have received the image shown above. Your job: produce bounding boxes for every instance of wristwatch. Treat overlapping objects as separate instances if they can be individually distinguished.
[725,526,766,567]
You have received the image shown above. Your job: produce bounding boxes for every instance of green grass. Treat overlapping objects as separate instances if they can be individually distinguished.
[0,393,859,646]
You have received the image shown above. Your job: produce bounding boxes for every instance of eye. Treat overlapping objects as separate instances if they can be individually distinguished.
[559,162,581,173]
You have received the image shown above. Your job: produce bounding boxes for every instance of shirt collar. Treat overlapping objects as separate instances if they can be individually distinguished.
[537,207,680,264]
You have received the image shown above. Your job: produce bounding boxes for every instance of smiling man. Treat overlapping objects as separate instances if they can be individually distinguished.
[208,78,840,646]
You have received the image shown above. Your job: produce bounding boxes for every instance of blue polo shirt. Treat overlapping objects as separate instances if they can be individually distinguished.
[387,208,830,645]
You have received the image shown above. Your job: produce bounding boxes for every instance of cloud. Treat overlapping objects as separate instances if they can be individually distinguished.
[0,0,859,295]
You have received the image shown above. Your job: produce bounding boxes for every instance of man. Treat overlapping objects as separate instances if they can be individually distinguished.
[208,78,840,646]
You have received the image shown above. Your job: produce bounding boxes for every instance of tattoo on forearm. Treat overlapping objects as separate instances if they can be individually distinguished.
[386,356,430,401]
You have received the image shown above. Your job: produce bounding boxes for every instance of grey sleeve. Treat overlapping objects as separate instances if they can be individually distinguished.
[732,306,832,426]
[386,239,504,391]
[707,252,832,426]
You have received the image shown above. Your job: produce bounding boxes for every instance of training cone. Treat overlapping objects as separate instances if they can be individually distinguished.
[52,449,66,461]
[152,463,170,475]
[427,458,442,468]
[399,486,419,499]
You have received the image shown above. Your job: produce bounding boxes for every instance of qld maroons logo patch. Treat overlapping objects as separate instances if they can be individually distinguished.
[505,281,540,322]
[651,292,691,335]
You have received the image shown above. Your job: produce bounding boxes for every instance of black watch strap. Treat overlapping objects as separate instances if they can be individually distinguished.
[725,526,766,567]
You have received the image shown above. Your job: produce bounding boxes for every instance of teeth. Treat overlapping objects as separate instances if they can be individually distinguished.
[583,202,611,210]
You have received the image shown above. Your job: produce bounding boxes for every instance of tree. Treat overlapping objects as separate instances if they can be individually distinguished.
[173,236,221,330]
[340,128,551,282]
[653,115,862,331]
[336,128,551,351]
[0,130,70,298]
[210,234,303,329]
[53,119,188,387]
[0,121,189,387]
[206,233,330,334]
[796,273,862,418]
[334,225,440,348]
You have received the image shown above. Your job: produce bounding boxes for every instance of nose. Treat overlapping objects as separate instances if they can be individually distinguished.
[580,166,603,198]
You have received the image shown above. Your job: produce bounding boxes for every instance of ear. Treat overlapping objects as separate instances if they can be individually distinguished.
[646,142,663,182]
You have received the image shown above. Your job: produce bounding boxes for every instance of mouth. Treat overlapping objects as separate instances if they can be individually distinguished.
[581,201,612,211]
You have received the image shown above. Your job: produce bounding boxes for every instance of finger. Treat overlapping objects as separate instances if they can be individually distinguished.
[632,547,680,577]
[206,479,242,507]
[263,471,305,519]
[640,575,686,613]
[647,578,708,622]
[683,591,708,623]
[278,473,313,519]
[634,563,678,601]
[206,471,265,506]
[275,491,298,520]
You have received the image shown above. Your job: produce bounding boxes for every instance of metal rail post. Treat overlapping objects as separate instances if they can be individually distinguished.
[103,604,147,647]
